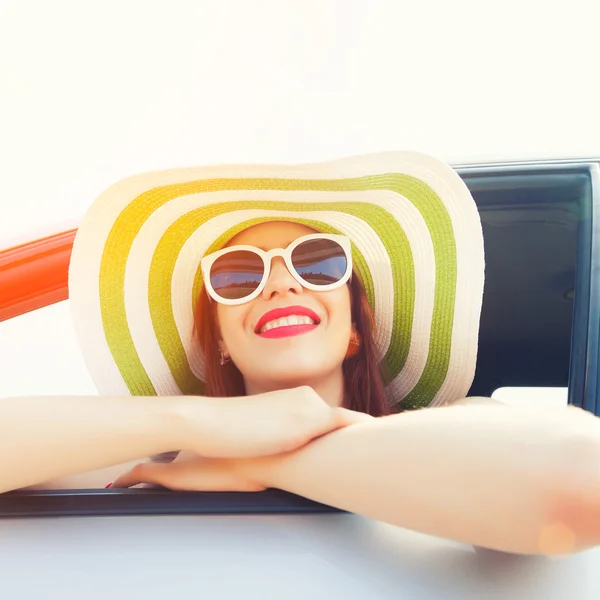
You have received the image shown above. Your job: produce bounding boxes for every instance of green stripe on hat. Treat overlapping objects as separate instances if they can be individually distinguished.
[154,213,378,395]
[99,174,456,409]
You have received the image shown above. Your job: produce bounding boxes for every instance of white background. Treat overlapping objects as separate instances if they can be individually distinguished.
[1,0,598,400]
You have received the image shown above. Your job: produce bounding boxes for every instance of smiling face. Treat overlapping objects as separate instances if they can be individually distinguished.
[212,221,354,398]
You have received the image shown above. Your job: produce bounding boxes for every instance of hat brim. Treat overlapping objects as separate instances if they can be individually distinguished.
[68,151,485,410]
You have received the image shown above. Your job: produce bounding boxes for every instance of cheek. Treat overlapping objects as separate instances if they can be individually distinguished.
[216,304,249,344]
[324,287,353,334]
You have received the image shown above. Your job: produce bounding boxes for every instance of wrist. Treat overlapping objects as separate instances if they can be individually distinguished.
[165,394,228,455]
[239,454,281,489]
[133,396,188,454]
[161,395,208,452]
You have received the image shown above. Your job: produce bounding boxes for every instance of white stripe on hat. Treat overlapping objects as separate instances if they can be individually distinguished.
[120,188,435,397]
[390,156,485,405]
[173,208,392,385]
[69,151,483,406]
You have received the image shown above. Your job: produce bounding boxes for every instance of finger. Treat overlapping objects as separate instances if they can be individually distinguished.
[111,453,207,488]
[111,462,166,489]
[112,461,200,490]
[111,458,257,492]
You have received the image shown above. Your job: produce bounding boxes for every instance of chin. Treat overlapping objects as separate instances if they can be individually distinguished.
[253,360,341,388]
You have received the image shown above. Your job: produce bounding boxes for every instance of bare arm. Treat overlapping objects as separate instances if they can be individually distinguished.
[0,395,188,492]
[245,398,600,555]
[0,386,358,493]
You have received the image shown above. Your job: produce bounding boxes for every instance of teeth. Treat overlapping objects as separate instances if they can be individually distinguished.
[259,315,316,333]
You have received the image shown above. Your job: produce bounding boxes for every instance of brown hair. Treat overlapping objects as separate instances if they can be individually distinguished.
[193,271,394,417]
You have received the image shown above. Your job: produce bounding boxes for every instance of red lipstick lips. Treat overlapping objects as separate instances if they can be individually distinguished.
[255,305,321,339]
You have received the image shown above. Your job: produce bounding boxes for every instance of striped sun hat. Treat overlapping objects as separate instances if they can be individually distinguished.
[68,151,485,410]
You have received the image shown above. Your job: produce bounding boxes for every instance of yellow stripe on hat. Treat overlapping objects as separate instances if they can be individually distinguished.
[99,174,456,409]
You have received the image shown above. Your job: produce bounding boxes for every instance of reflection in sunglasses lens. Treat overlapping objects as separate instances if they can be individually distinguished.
[210,250,264,299]
[291,239,347,286]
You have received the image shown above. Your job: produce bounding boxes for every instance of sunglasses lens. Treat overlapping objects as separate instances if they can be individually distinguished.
[291,238,348,286]
[209,250,265,300]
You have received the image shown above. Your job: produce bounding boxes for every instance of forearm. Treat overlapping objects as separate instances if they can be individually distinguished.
[255,402,600,555]
[0,395,188,492]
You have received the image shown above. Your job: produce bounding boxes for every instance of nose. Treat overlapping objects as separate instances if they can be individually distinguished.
[261,257,303,300]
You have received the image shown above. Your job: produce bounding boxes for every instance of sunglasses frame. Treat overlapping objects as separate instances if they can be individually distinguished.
[200,233,353,306]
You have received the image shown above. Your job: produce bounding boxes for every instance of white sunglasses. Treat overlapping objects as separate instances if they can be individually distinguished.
[200,233,353,305]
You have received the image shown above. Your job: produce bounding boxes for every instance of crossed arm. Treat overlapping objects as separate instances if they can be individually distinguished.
[3,392,600,556]
[112,396,600,556]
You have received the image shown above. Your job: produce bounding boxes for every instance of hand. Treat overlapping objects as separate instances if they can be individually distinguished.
[178,385,372,459]
[110,450,267,492]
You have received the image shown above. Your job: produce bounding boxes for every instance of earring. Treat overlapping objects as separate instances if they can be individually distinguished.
[344,331,361,359]
[219,349,231,366]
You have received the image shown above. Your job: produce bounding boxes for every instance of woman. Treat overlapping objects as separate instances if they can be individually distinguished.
[2,152,600,556]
